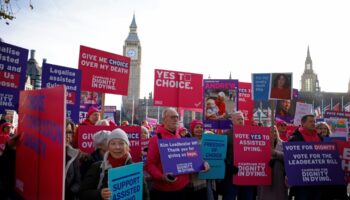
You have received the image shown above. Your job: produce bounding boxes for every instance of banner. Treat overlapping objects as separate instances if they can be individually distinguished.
[238,82,253,126]
[294,102,313,126]
[108,162,143,200]
[15,86,66,200]
[0,42,28,113]
[153,69,203,109]
[158,137,203,175]
[275,89,298,124]
[252,73,270,101]
[233,126,271,185]
[203,79,238,129]
[78,125,141,162]
[283,142,344,186]
[79,91,102,122]
[78,45,130,95]
[269,73,293,100]
[199,134,227,179]
[41,62,81,124]
[325,118,349,140]
[334,140,350,183]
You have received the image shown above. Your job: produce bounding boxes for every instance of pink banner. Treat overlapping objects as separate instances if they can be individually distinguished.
[238,82,254,126]
[78,45,130,95]
[233,125,272,185]
[16,86,66,200]
[335,140,350,183]
[78,125,141,162]
[153,69,203,109]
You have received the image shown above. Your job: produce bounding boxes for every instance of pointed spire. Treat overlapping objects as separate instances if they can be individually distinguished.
[130,13,137,29]
[125,14,139,42]
[208,74,211,79]
[229,71,232,80]
[305,45,312,67]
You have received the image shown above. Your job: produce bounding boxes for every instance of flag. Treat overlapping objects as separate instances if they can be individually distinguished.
[345,102,350,112]
[332,103,340,112]
[324,104,330,112]
[314,106,321,119]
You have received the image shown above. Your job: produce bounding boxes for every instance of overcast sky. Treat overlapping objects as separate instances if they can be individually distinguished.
[1,0,350,107]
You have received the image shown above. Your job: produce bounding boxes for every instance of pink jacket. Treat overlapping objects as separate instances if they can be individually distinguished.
[145,125,189,191]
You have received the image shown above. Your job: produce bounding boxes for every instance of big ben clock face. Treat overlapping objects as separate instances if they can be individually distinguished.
[127,49,136,58]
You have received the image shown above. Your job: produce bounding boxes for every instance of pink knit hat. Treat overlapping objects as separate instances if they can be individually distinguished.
[87,106,99,117]
[190,120,203,133]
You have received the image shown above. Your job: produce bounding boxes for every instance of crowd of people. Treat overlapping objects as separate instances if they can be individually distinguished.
[0,106,349,200]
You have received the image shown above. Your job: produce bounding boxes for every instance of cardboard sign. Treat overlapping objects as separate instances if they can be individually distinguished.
[238,82,254,126]
[203,79,238,129]
[41,63,81,124]
[294,102,313,126]
[199,134,227,179]
[158,137,203,175]
[283,142,345,186]
[15,86,66,200]
[153,69,203,109]
[233,126,271,185]
[108,162,143,200]
[0,41,28,113]
[252,73,270,101]
[78,45,130,95]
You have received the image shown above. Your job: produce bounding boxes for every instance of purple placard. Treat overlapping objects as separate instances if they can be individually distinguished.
[203,79,238,129]
[158,137,204,175]
[0,42,28,113]
[41,63,81,124]
[283,142,345,186]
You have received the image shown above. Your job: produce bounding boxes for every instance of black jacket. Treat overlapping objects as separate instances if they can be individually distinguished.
[79,152,150,200]
[288,127,323,142]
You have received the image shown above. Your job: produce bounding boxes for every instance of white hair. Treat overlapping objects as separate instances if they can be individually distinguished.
[95,119,110,126]
[93,130,110,148]
[218,92,226,98]
[161,107,177,120]
[231,111,244,118]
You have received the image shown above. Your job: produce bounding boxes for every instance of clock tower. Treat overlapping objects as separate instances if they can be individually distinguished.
[301,46,320,92]
[122,14,142,123]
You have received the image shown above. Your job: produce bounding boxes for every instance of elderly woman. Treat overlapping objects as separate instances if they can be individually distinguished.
[316,122,331,137]
[80,128,149,200]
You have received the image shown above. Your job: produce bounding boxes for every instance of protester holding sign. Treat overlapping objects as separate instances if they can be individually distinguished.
[187,119,214,200]
[145,108,190,200]
[257,126,288,200]
[223,111,255,200]
[288,115,323,200]
[73,106,101,148]
[80,128,149,200]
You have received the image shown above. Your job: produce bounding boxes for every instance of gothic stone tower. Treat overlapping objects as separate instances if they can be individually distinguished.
[301,46,320,92]
[122,15,142,123]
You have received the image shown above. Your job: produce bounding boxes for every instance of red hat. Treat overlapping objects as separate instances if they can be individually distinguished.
[190,120,203,133]
[87,106,99,118]
[276,120,287,127]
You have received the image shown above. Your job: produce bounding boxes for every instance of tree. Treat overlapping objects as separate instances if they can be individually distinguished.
[0,0,33,25]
